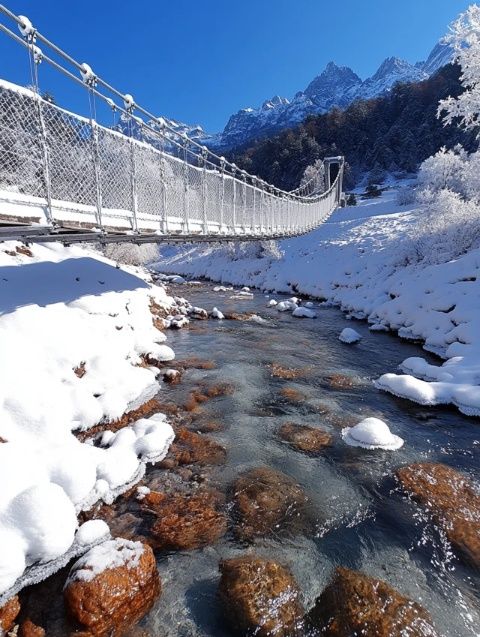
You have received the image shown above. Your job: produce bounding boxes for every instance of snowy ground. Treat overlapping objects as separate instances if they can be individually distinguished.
[0,242,178,601]
[154,189,480,417]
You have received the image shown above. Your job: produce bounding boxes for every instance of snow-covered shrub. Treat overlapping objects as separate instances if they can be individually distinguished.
[416,146,467,197]
[103,243,159,266]
[224,240,283,261]
[395,185,416,206]
[414,188,480,264]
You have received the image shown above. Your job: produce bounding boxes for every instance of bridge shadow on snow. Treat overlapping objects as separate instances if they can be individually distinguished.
[0,257,150,315]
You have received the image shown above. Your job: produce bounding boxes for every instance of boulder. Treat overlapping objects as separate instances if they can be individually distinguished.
[0,595,20,633]
[219,556,303,637]
[307,566,438,636]
[146,489,227,551]
[232,467,308,541]
[396,462,480,568]
[64,539,160,637]
[278,422,332,454]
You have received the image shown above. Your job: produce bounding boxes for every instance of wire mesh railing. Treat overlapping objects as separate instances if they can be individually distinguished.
[0,4,344,242]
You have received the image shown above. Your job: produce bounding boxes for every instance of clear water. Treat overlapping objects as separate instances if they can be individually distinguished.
[141,284,480,636]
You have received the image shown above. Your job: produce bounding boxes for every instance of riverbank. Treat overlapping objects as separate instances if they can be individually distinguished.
[154,188,480,417]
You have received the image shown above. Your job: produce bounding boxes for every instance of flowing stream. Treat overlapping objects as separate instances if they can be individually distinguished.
[135,282,480,637]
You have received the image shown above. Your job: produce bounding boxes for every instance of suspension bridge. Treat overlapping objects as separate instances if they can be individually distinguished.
[0,5,344,245]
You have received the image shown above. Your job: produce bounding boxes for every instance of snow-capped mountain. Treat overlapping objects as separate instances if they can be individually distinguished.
[117,22,456,153]
[212,48,450,150]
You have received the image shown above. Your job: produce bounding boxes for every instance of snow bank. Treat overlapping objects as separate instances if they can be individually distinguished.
[342,417,404,450]
[0,241,177,597]
[153,189,480,417]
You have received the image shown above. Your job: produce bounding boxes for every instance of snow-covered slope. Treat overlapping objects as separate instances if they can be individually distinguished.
[0,242,180,601]
[153,189,480,418]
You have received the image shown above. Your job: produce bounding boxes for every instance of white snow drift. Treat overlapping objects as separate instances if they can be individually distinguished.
[0,242,176,598]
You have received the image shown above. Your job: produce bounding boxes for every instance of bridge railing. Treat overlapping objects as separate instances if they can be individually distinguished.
[0,4,344,241]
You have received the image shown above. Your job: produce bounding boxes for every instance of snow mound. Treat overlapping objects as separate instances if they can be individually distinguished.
[339,328,362,343]
[277,300,298,312]
[67,538,145,583]
[292,306,317,319]
[267,299,278,307]
[342,417,404,450]
[210,307,225,319]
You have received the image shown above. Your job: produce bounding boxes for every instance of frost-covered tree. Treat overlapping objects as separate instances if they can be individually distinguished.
[438,4,480,134]
[417,145,467,195]
[299,159,325,195]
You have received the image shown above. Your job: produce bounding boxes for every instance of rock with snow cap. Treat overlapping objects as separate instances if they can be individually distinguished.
[339,328,362,343]
[342,417,404,450]
[64,538,160,637]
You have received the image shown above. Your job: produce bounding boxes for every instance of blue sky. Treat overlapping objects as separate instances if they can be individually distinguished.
[0,0,471,132]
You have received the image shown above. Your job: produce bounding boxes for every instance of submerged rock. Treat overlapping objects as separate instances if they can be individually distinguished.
[64,539,160,637]
[279,387,306,403]
[219,556,303,637]
[0,595,20,633]
[278,422,332,454]
[160,428,227,467]
[396,462,480,568]
[18,618,46,637]
[232,467,308,541]
[145,488,227,550]
[307,566,438,636]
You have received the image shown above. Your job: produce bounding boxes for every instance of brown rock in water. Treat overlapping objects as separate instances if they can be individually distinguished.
[278,422,332,454]
[279,387,306,403]
[268,363,311,379]
[219,556,304,637]
[325,374,357,390]
[160,428,226,467]
[193,419,225,433]
[224,312,256,321]
[396,462,480,568]
[174,356,216,370]
[146,489,227,550]
[0,595,20,632]
[64,540,160,637]
[233,467,308,541]
[18,618,46,637]
[307,566,438,637]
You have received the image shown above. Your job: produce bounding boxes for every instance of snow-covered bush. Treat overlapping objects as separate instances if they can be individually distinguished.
[299,159,325,195]
[414,187,480,263]
[416,146,467,197]
[395,185,416,206]
[224,240,283,261]
[103,243,159,266]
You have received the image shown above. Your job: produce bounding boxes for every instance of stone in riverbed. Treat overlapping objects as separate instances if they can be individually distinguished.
[64,539,160,637]
[219,556,303,637]
[232,467,308,541]
[159,428,227,467]
[307,566,438,636]
[278,422,332,454]
[145,488,227,551]
[396,462,480,568]
[0,595,20,633]
[18,618,46,637]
